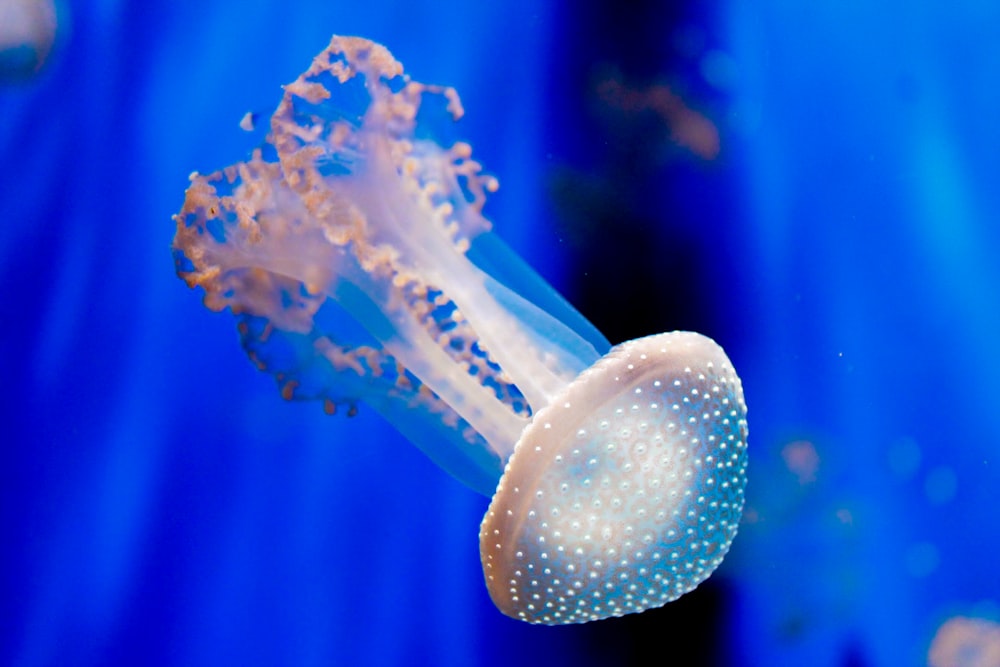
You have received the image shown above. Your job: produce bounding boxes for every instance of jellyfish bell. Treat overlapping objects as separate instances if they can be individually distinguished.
[173,35,748,625]
[481,331,747,623]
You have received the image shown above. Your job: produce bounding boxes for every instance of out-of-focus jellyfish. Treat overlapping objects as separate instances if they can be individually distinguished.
[594,74,720,160]
[928,616,1000,667]
[0,0,57,79]
[173,36,748,624]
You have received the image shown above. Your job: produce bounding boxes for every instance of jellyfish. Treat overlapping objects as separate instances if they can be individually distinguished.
[928,616,1000,667]
[173,36,748,624]
[0,0,58,79]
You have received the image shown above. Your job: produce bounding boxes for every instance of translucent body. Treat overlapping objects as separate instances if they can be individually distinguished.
[175,37,608,496]
[173,35,748,624]
[481,333,747,623]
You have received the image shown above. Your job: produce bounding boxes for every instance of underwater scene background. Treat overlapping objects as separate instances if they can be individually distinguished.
[2,0,998,665]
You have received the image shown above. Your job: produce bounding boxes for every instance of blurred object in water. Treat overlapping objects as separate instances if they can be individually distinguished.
[928,616,1000,667]
[595,71,720,160]
[781,440,820,485]
[0,0,58,79]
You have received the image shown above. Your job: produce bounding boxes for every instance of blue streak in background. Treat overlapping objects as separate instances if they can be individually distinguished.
[2,0,998,665]
[727,1,1000,665]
